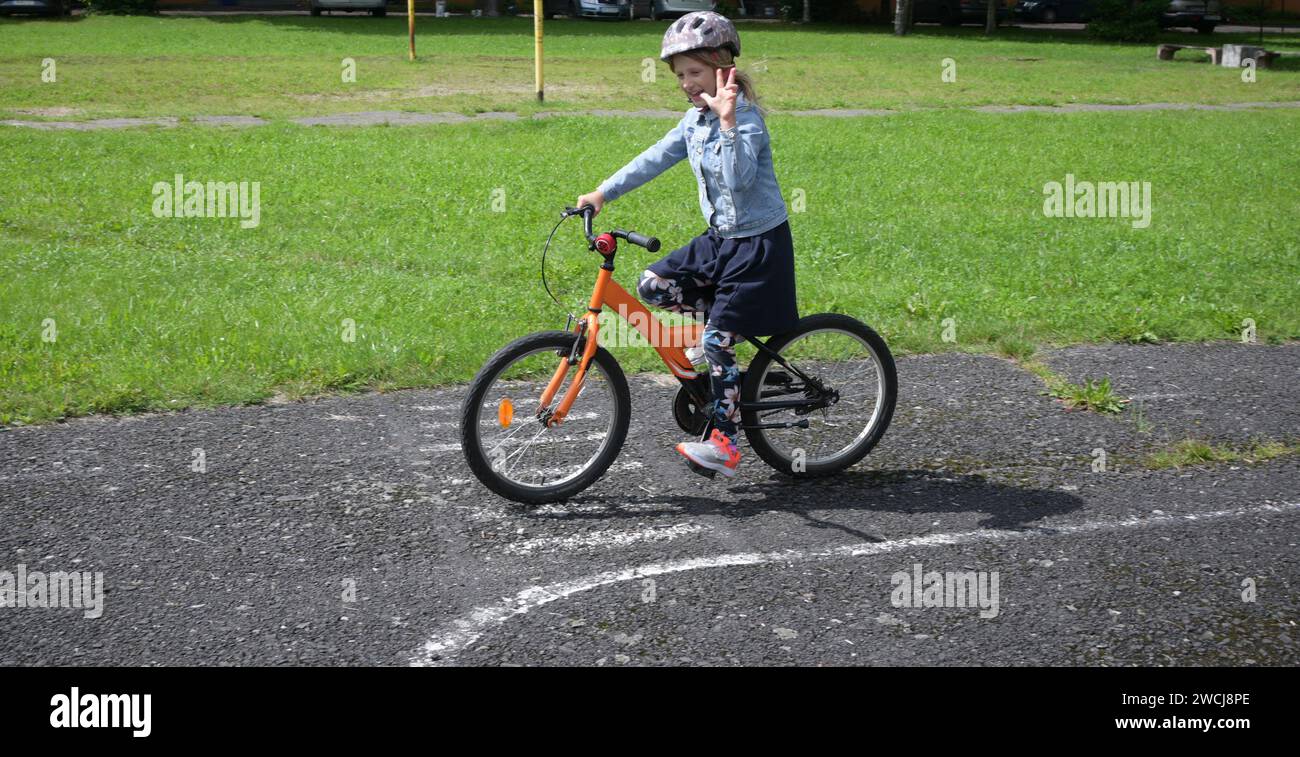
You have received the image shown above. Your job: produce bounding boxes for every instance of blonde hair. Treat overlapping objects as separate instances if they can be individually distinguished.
[668,49,769,119]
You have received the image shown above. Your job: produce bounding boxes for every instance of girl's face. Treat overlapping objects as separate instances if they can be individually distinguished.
[672,56,716,107]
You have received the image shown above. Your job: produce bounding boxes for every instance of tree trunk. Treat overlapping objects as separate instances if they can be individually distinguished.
[803,0,811,23]
[894,0,911,35]
[985,0,998,34]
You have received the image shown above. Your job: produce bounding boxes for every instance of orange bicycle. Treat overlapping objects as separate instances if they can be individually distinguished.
[460,204,897,504]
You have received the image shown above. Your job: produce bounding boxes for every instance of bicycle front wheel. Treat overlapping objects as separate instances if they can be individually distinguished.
[741,313,897,477]
[460,330,631,504]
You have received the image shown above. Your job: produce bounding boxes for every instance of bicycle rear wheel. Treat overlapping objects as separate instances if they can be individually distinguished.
[740,313,897,477]
[460,330,631,504]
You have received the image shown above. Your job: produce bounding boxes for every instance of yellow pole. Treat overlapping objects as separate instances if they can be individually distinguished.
[534,0,544,102]
[408,0,416,61]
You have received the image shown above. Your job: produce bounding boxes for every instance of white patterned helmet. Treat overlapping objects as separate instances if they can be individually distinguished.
[660,11,741,62]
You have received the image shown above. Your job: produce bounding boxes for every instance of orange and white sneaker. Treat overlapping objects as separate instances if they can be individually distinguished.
[675,429,741,478]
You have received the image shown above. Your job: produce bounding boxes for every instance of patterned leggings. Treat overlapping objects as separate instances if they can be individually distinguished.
[637,269,744,440]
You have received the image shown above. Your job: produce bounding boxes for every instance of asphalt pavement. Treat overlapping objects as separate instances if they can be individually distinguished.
[1,340,1296,666]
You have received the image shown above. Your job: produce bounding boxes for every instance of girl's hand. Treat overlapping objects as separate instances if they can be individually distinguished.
[576,190,606,216]
[700,67,739,130]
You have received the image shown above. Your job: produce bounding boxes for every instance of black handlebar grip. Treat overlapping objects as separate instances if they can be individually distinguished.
[627,232,660,252]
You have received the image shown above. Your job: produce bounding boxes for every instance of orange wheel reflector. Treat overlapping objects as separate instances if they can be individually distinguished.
[498,398,514,428]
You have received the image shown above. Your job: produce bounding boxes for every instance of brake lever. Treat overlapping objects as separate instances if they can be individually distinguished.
[564,204,599,244]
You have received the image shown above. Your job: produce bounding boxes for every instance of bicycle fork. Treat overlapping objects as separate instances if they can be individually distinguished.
[537,313,599,427]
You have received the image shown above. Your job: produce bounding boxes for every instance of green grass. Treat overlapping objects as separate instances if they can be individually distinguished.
[2,107,1297,424]
[1142,438,1300,469]
[1128,397,1153,434]
[993,332,1038,362]
[1017,360,1128,413]
[1,16,1299,120]
[1054,376,1128,414]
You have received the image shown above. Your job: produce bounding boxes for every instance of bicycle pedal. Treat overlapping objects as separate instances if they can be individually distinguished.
[685,460,717,479]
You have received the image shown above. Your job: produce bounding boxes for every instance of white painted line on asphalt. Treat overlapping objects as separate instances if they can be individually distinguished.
[420,421,459,431]
[420,443,465,454]
[410,500,1300,666]
[502,523,707,556]
[529,501,670,517]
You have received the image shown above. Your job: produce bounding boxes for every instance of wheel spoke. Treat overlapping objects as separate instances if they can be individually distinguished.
[504,424,551,477]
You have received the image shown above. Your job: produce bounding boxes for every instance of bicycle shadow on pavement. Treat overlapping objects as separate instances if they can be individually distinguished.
[531,469,1085,539]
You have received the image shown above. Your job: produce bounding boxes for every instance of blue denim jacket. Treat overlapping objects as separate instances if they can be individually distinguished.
[598,91,788,239]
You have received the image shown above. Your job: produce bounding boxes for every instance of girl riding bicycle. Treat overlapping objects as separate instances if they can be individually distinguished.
[576,11,797,478]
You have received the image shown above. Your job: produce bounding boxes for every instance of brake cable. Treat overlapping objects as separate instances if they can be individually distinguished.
[540,210,579,326]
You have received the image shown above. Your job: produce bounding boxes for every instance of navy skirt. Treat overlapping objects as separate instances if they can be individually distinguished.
[647,220,799,338]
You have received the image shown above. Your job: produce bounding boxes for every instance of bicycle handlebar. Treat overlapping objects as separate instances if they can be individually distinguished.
[623,230,661,253]
[564,204,660,253]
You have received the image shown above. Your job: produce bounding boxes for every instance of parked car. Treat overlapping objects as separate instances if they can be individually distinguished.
[913,0,1010,25]
[572,0,622,17]
[647,0,715,20]
[545,0,757,21]
[0,0,69,15]
[1013,0,1093,23]
[310,0,387,17]
[1159,0,1221,33]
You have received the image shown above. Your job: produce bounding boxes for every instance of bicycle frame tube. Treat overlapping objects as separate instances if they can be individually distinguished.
[540,265,706,426]
[601,279,703,380]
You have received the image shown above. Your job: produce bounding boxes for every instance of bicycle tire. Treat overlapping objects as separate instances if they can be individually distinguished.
[460,330,631,504]
[740,313,897,477]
